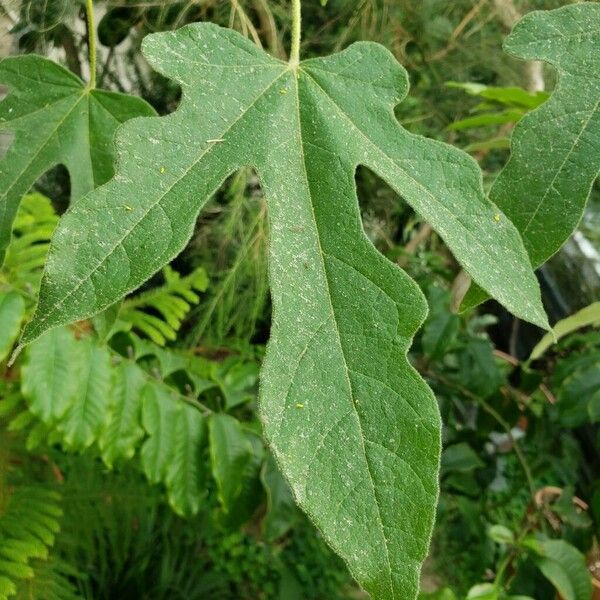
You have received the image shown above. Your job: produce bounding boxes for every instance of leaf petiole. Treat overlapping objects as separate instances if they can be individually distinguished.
[289,0,301,66]
[85,0,97,89]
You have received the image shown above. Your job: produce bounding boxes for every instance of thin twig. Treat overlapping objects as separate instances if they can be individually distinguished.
[425,369,537,505]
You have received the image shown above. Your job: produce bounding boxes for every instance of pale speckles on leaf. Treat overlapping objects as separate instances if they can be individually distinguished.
[0,55,155,264]
[16,19,557,600]
[462,3,600,312]
[494,2,600,267]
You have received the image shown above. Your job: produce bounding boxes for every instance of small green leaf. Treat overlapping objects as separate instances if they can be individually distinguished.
[99,361,146,467]
[0,55,155,263]
[418,588,457,600]
[447,109,525,132]
[446,81,549,109]
[422,287,460,360]
[530,302,600,360]
[441,443,485,473]
[488,524,514,545]
[21,328,80,422]
[212,358,259,410]
[466,583,498,600]
[0,291,24,362]
[260,453,298,541]
[523,537,593,600]
[209,414,264,527]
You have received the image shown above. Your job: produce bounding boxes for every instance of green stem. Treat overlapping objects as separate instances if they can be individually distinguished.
[425,369,537,505]
[289,0,301,65]
[85,0,97,89]
[478,397,536,501]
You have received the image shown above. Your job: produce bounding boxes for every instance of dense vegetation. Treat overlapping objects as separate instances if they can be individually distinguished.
[0,1,598,599]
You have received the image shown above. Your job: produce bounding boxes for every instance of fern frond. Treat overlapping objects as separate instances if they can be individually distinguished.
[19,328,210,515]
[56,339,112,451]
[1,194,58,295]
[120,266,208,346]
[12,559,80,600]
[0,486,69,600]
[21,328,80,423]
[139,382,207,516]
[98,361,146,468]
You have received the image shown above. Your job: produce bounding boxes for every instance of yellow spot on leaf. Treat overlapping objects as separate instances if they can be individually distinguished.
[295,403,304,409]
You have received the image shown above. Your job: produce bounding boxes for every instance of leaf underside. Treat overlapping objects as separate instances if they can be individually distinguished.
[0,55,155,263]
[462,3,600,310]
[16,23,550,599]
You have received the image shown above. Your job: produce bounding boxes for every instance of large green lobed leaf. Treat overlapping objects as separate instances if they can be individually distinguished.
[0,55,155,263]
[16,23,550,599]
[496,2,600,266]
[462,3,600,310]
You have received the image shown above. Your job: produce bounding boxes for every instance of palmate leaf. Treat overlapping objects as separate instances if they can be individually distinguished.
[463,3,600,309]
[496,3,600,266]
[0,55,155,263]
[19,24,548,599]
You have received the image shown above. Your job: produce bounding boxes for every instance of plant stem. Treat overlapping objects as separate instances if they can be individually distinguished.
[289,0,301,65]
[85,0,97,89]
[425,369,537,504]
[477,396,536,503]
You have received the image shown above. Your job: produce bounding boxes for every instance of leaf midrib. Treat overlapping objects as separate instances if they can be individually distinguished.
[516,93,600,244]
[301,65,536,319]
[0,94,85,204]
[28,67,289,338]
[290,71,397,598]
